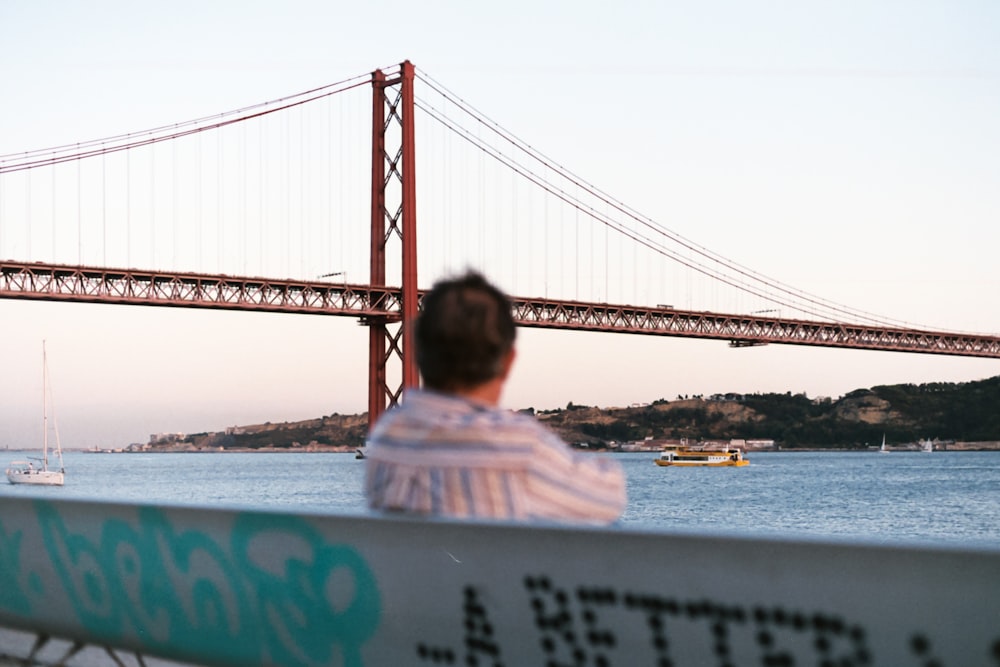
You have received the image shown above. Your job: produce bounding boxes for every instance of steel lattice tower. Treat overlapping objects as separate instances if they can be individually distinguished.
[368,61,419,428]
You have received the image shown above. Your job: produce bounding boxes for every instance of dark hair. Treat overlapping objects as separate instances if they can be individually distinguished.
[416,271,517,391]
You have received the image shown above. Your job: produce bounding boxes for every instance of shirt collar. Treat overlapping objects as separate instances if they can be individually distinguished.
[402,387,493,413]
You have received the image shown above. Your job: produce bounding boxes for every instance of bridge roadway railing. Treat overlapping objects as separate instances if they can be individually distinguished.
[3,260,1000,357]
[509,298,1000,358]
[0,495,997,666]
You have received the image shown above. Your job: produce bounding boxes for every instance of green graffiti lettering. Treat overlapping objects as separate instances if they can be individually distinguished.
[35,501,380,667]
[0,520,30,614]
[231,513,381,667]
[37,502,120,629]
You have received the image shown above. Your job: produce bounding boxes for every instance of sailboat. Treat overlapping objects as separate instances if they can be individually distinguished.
[6,341,66,486]
[879,434,890,454]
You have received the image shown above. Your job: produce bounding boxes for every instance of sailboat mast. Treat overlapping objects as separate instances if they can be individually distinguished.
[42,340,48,468]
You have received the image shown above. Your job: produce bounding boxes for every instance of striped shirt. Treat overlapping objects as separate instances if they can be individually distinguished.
[364,388,626,524]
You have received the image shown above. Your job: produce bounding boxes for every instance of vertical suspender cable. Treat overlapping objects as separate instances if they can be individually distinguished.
[240,117,246,274]
[559,172,565,297]
[325,96,331,280]
[543,163,549,297]
[604,200,609,302]
[446,94,454,278]
[77,156,82,263]
[217,124,223,272]
[196,133,202,270]
[126,151,130,266]
[0,163,4,255]
[150,139,156,267]
[26,170,30,258]
[101,147,106,265]
[561,170,568,296]
[633,212,638,305]
[172,131,178,269]
[298,105,304,277]
[512,153,517,295]
[51,161,55,260]
[285,110,290,276]
[259,112,264,275]
[573,202,581,299]
[336,93,343,279]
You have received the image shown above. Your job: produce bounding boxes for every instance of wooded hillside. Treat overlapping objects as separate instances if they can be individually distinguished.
[152,376,1000,450]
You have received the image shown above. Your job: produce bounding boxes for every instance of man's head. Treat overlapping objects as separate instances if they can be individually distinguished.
[416,271,517,394]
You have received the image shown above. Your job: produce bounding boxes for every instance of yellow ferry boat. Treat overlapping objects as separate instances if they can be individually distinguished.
[654,447,749,467]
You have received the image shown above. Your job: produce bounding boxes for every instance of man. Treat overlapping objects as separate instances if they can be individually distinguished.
[365,271,626,523]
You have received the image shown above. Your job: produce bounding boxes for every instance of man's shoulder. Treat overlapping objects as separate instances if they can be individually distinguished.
[370,405,559,450]
[375,408,548,440]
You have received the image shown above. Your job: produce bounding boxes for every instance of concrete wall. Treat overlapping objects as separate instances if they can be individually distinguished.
[0,496,997,666]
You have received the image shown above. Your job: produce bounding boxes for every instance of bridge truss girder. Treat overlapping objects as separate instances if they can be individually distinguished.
[2,261,999,359]
[0,261,402,316]
[508,297,1000,358]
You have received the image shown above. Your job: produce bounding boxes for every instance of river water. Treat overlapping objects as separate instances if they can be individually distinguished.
[2,449,998,548]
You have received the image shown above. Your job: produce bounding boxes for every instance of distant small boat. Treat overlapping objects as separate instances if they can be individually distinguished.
[355,448,366,460]
[654,447,748,467]
[7,341,66,486]
[879,434,890,454]
[920,438,934,453]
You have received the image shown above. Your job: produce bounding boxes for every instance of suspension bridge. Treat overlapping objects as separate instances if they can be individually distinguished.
[1,58,999,667]
[1,60,998,427]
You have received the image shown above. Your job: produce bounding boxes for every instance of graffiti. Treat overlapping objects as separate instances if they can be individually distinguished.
[1,499,997,667]
[416,576,1000,667]
[0,522,31,615]
[1,502,380,667]
[417,586,502,667]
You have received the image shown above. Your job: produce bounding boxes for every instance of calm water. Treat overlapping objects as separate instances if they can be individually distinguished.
[2,450,999,548]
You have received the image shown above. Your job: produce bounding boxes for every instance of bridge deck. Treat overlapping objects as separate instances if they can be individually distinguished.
[3,260,999,357]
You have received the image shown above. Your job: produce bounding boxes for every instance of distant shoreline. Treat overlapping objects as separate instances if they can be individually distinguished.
[38,443,1000,454]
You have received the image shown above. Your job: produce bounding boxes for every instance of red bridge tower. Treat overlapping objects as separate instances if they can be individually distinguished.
[368,61,419,427]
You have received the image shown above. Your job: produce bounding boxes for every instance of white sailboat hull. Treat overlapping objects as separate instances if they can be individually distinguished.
[6,467,64,486]
[7,341,67,486]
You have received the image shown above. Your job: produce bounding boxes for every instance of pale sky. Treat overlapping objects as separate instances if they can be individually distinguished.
[1,1,998,448]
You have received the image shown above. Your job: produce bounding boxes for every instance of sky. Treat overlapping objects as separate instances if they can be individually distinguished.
[1,1,998,448]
